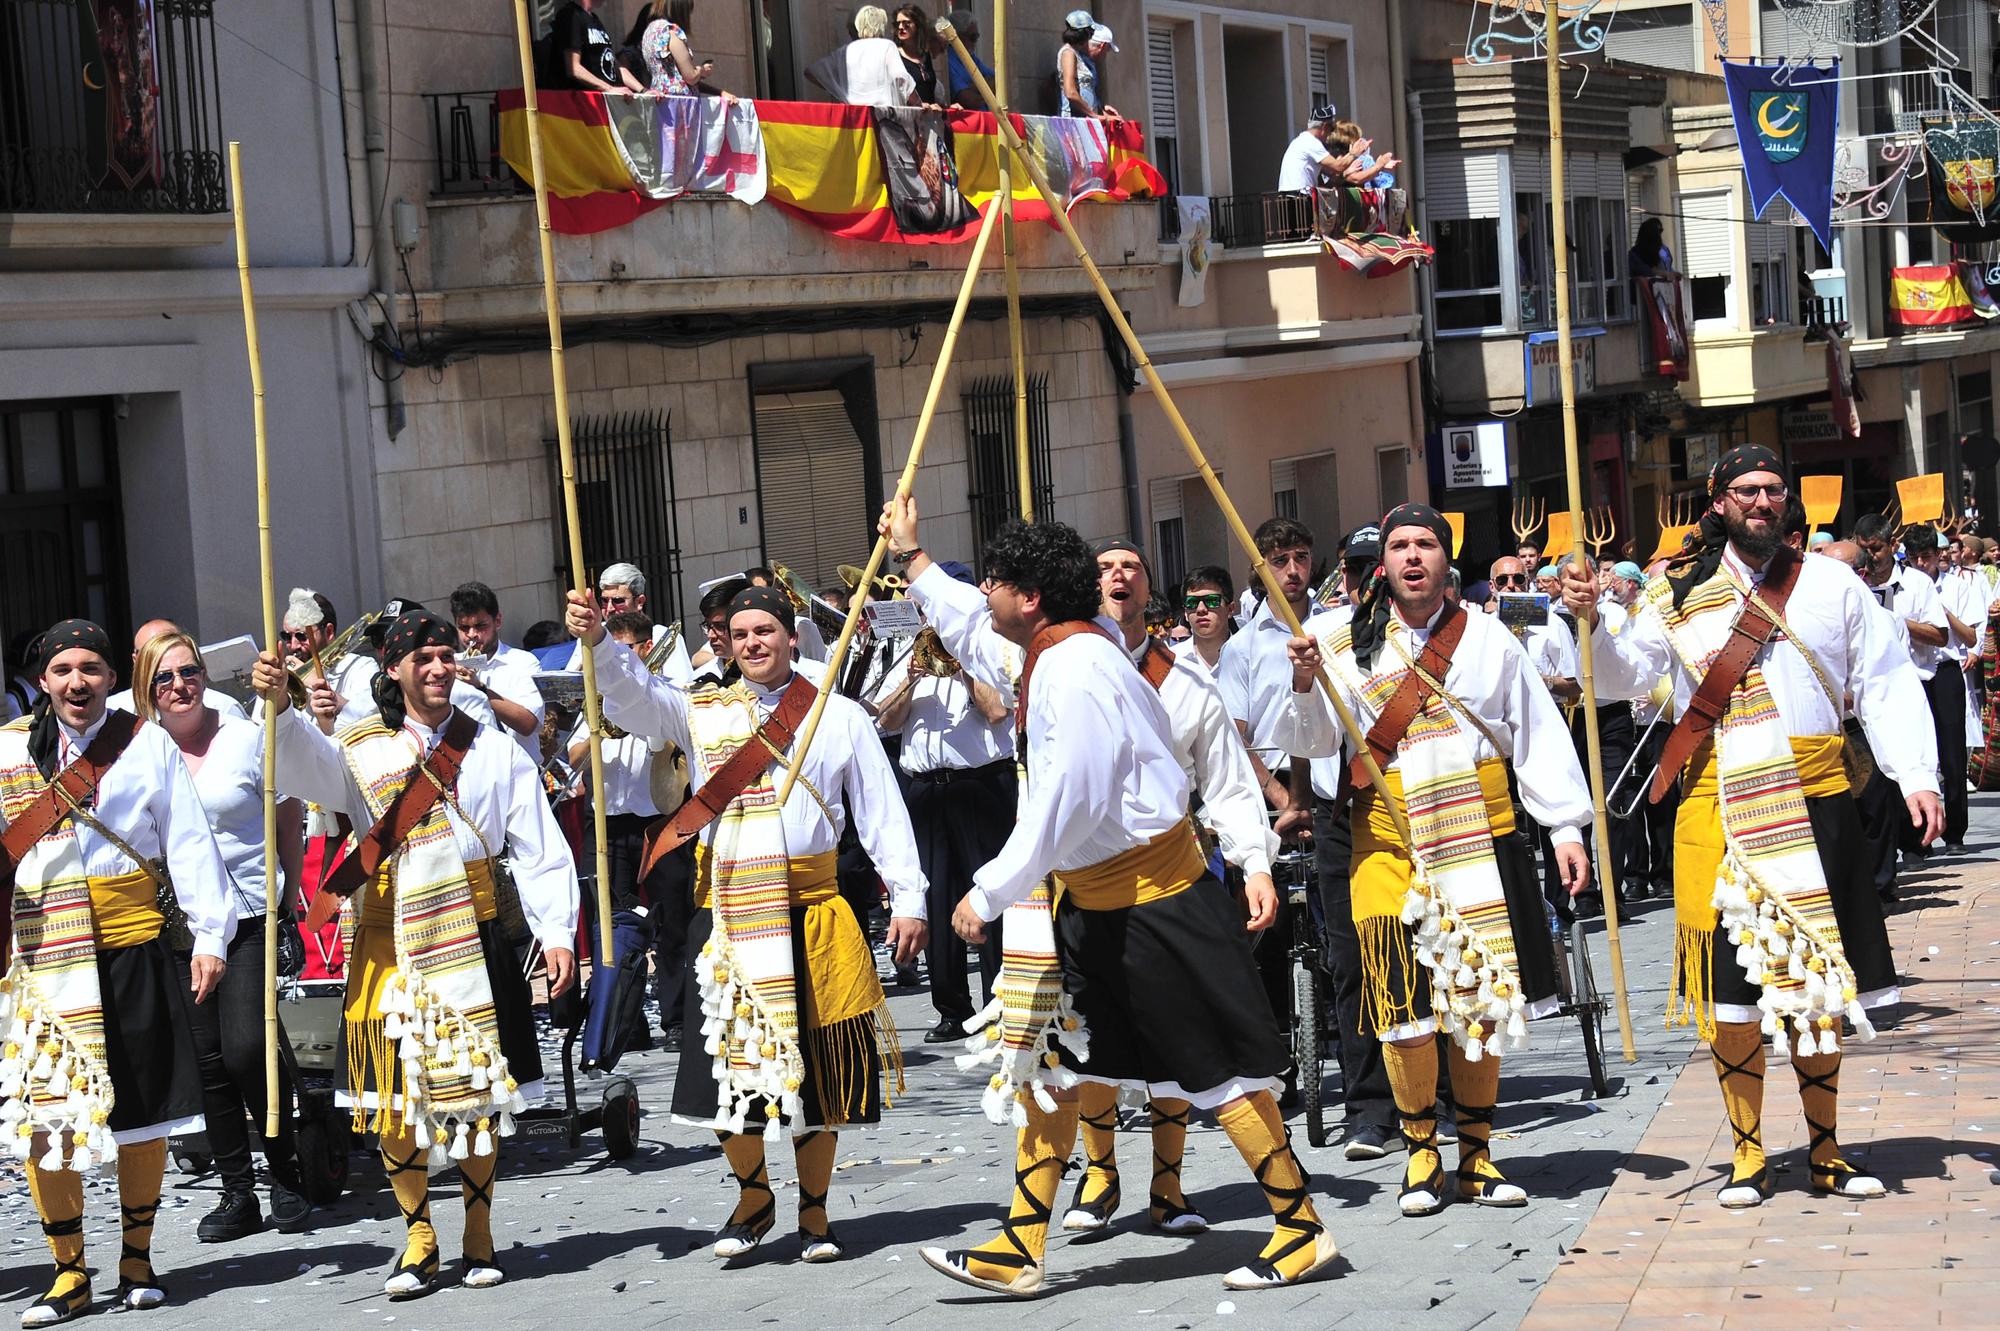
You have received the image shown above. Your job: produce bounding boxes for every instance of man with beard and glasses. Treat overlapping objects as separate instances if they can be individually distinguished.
[1562,445,1942,1210]
[1275,505,1594,1220]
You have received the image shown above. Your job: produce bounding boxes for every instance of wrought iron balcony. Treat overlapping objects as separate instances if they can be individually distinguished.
[0,0,226,214]
[424,90,521,198]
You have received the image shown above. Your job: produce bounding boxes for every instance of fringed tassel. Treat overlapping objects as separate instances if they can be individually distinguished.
[799,1011,879,1130]
[1669,923,1716,1041]
[1358,913,1425,1038]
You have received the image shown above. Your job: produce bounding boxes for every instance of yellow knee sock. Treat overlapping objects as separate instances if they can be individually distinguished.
[1071,1081,1121,1216]
[1147,1097,1193,1222]
[379,1124,438,1271]
[1711,1021,1767,1187]
[1384,1039,1442,1194]
[795,1131,837,1236]
[960,1099,1078,1283]
[1446,1044,1511,1196]
[28,1156,89,1313]
[718,1132,774,1232]
[115,1137,167,1287]
[1791,1047,1852,1181]
[458,1145,499,1263]
[1215,1093,1329,1284]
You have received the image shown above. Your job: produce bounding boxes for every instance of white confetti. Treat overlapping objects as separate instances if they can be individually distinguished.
[1217,1302,1237,1315]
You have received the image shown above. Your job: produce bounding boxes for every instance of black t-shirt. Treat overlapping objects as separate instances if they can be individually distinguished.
[540,1,619,89]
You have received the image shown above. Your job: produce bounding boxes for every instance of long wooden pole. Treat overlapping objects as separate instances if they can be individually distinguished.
[934,21,1410,843]
[778,202,1004,803]
[994,2,1033,521]
[512,1,614,966]
[229,142,284,1140]
[1545,9,1637,1062]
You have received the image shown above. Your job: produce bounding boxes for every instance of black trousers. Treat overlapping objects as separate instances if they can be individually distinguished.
[906,759,1015,1022]
[1621,717,1676,888]
[177,918,294,1194]
[600,810,690,1034]
[1312,799,1391,1130]
[1928,660,1969,846]
[1856,766,1904,894]
[1571,702,1636,893]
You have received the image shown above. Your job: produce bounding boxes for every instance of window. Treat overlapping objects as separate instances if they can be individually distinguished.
[1147,25,1181,197]
[1151,476,1188,594]
[1569,195,1604,322]
[1308,37,1350,126]
[1376,446,1408,513]
[963,375,1054,574]
[1682,189,1735,325]
[1428,150,1505,331]
[2,399,128,654]
[1600,196,1631,320]
[748,358,883,592]
[548,409,683,622]
[1221,26,1289,194]
[1517,191,1552,328]
[1749,202,1793,326]
[1602,2,1698,71]
[1274,453,1341,549]
[1959,369,1993,439]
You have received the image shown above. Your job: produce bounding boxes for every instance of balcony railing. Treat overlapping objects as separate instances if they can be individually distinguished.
[424,90,522,198]
[0,0,226,214]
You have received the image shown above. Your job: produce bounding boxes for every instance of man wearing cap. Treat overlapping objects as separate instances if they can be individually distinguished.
[2,618,237,1326]
[878,498,1335,1298]
[1278,104,1378,193]
[1278,505,1595,1220]
[252,610,579,1299]
[1561,444,1942,1210]
[873,560,1016,1047]
[566,582,926,1267]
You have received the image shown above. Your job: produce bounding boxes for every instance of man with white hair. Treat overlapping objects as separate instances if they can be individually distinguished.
[562,563,693,683]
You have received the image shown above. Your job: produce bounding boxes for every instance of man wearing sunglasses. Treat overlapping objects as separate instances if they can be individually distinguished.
[1176,566,1237,675]
[1562,444,1941,1212]
[107,618,246,721]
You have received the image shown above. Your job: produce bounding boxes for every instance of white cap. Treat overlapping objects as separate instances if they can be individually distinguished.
[1091,23,1118,51]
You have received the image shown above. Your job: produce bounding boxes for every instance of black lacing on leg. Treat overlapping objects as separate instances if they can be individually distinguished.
[117,1200,165,1304]
[1239,1147,1324,1284]
[715,1132,775,1249]
[1146,1101,1201,1226]
[459,1165,496,1264]
[383,1147,432,1230]
[1711,1041,1772,1198]
[1396,1103,1444,1205]
[1067,1102,1121,1220]
[1793,1057,1866,1192]
[31,1215,90,1322]
[972,1154,1053,1272]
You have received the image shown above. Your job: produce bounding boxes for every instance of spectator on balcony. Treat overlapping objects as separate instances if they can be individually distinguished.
[1627,217,1682,280]
[540,0,647,95]
[1055,11,1121,121]
[946,8,995,110]
[1330,117,1400,190]
[627,0,734,100]
[1276,104,1375,194]
[893,5,944,110]
[807,5,921,106]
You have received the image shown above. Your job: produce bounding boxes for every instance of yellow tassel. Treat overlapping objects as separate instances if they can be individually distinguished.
[1359,914,1425,1035]
[1668,924,1716,1042]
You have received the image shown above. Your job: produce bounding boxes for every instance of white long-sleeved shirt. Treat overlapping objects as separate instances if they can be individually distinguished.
[0,714,237,959]
[269,706,580,952]
[1276,602,1595,845]
[1587,547,1940,798]
[183,714,289,921]
[568,719,664,818]
[1217,598,1317,768]
[1870,565,1948,680]
[466,642,547,762]
[588,635,926,920]
[1937,568,1989,664]
[898,670,1015,774]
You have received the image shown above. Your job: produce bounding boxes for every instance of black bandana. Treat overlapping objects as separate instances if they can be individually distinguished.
[34,619,111,675]
[1378,503,1454,549]
[728,585,795,633]
[1664,443,1788,608]
[1708,443,1783,497]
[1350,506,1452,671]
[379,609,456,666]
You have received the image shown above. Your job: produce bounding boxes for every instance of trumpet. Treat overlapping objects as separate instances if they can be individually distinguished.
[280,607,383,710]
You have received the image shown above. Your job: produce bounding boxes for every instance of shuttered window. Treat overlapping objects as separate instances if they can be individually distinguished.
[754,390,870,591]
[1148,26,1178,140]
[1681,190,1735,277]
[1759,0,1838,61]
[1426,149,1502,219]
[1604,3,1698,71]
[1151,475,1186,593]
[1309,43,1329,107]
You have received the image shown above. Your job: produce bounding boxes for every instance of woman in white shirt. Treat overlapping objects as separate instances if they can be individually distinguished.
[136,632,310,1239]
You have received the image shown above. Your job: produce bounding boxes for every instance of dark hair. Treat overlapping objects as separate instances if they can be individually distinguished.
[624,0,694,47]
[1062,19,1092,46]
[743,566,776,585]
[700,577,751,617]
[1182,565,1234,602]
[1852,513,1894,543]
[1253,516,1314,558]
[310,592,337,632]
[605,611,653,642]
[982,520,1103,624]
[371,667,407,731]
[1144,594,1175,629]
[521,619,565,650]
[449,581,500,620]
[1781,496,1809,541]
[1635,217,1664,249]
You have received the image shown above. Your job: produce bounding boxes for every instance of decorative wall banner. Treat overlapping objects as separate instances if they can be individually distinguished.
[1892,264,1974,328]
[1723,58,1840,248]
[1922,115,2000,243]
[1175,196,1214,308]
[1314,186,1433,276]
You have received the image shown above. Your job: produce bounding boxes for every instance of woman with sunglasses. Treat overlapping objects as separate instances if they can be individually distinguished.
[134,631,312,1240]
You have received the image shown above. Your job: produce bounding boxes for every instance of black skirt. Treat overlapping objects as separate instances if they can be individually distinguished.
[1704,791,1898,1014]
[669,905,883,1129]
[1052,874,1289,1100]
[101,936,204,1139]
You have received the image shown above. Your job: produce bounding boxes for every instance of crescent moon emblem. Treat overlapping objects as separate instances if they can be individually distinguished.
[82,60,102,91]
[1757,96,1800,139]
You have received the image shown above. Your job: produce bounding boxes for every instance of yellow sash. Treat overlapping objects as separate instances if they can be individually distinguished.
[88,868,162,949]
[348,858,499,1023]
[1056,816,1206,911]
[1352,757,1513,921]
[693,846,839,910]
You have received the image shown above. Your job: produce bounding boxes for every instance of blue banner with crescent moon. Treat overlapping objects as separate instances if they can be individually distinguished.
[1723,59,1839,250]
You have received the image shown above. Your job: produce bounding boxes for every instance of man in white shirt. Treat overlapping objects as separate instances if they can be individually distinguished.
[1218,518,1321,839]
[107,617,246,720]
[1276,102,1383,193]
[561,561,694,683]
[450,582,548,764]
[1855,514,1950,865]
[1913,526,1979,851]
[1175,564,1236,676]
[1824,540,1916,899]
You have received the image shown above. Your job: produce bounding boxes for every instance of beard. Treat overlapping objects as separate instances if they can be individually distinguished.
[1722,507,1783,562]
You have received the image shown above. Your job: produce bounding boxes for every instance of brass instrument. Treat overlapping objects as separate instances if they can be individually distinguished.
[910,625,962,677]
[838,563,907,600]
[279,608,383,711]
[600,620,684,741]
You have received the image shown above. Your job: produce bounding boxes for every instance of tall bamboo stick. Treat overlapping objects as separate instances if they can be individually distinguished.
[934,20,1412,844]
[1545,9,1637,1062]
[994,2,1033,521]
[229,142,284,1140]
[778,202,1004,803]
[511,1,614,967]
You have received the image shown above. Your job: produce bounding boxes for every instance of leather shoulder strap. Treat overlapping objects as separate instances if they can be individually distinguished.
[1,710,144,876]
[1649,551,1802,802]
[638,675,820,879]
[1016,619,1116,734]
[316,709,481,913]
[1348,603,1468,788]
[1136,639,1177,693]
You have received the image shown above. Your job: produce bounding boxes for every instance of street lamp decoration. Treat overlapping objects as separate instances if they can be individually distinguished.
[1723,60,1842,249]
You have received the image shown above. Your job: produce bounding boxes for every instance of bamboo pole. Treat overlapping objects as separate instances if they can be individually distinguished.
[512,1,614,967]
[933,20,1411,844]
[778,202,1004,803]
[229,142,284,1140]
[1545,9,1637,1062]
[994,1,1033,521]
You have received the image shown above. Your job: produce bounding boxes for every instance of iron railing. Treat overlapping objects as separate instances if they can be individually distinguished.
[0,0,225,213]
[964,374,1053,573]
[425,90,521,198]
[1158,189,1368,247]
[546,410,685,623]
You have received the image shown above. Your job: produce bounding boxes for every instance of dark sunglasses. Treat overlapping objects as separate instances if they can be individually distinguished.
[1492,573,1526,586]
[278,628,315,643]
[1183,593,1225,611]
[151,664,203,690]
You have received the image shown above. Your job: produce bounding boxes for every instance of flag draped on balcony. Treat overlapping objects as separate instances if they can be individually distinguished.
[497,92,1166,240]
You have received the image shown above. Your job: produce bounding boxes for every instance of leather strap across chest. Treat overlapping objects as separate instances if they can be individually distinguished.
[1015,620,1117,735]
[0,710,145,942]
[313,708,481,926]
[1349,601,1469,788]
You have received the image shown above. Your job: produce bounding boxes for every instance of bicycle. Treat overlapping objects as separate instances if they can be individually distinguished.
[1548,899,1613,1099]
[1273,847,1333,1148]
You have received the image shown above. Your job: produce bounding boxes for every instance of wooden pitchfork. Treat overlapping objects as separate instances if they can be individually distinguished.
[1511,494,1546,548]
[1584,505,1617,559]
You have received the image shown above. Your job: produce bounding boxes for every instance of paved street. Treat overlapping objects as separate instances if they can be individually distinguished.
[3,801,1995,1330]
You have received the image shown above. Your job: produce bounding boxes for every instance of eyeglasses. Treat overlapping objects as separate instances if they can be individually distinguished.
[151,665,203,690]
[1724,483,1789,503]
[278,628,315,644]
[1182,594,1224,611]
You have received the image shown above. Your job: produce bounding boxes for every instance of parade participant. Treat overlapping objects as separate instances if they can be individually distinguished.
[745,567,830,661]
[1916,528,1980,853]
[134,631,312,1240]
[1177,566,1237,675]
[1856,514,1949,873]
[882,503,1331,1297]
[1219,519,1320,839]
[1,619,236,1326]
[561,563,694,682]
[566,583,926,1266]
[1278,505,1593,1219]
[1561,446,1942,1208]
[251,609,579,1299]
[449,582,548,761]
[280,590,379,731]
[106,619,246,720]
[689,578,751,686]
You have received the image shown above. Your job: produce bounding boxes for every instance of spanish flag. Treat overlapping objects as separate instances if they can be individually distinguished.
[498,90,1165,241]
[1891,264,1974,328]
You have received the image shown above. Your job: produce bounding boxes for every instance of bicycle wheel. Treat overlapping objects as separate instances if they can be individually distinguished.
[1293,956,1328,1148]
[1568,919,1612,1099]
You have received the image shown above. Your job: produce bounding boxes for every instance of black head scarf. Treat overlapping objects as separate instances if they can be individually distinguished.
[1350,505,1452,669]
[28,619,114,778]
[728,585,796,634]
[373,609,456,730]
[1092,537,1152,578]
[1664,443,1788,608]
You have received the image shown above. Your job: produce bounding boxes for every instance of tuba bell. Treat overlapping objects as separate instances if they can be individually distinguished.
[909,626,962,677]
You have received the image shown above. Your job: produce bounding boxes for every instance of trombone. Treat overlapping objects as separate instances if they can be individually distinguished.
[1605,676,1676,820]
